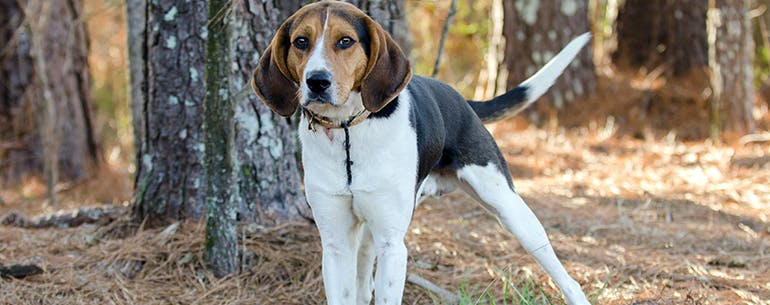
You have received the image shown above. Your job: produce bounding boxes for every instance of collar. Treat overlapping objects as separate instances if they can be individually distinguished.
[302,107,371,132]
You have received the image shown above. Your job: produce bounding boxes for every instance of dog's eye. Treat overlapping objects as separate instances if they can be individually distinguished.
[293,37,309,50]
[336,36,355,49]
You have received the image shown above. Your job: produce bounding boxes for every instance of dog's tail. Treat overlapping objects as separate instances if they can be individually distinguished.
[468,33,591,123]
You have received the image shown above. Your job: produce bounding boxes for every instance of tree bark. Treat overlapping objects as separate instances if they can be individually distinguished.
[203,0,238,277]
[343,0,411,52]
[501,0,596,113]
[129,0,208,225]
[613,0,709,77]
[708,0,755,135]
[229,0,310,226]
[0,0,97,187]
[126,0,147,167]
[753,0,770,108]
[129,0,310,226]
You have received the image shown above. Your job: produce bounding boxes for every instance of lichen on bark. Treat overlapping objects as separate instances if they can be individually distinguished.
[203,0,238,278]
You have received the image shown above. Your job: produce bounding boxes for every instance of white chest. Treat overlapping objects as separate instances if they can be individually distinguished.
[298,91,418,196]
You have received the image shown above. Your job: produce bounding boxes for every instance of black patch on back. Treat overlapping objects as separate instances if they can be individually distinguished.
[407,76,514,188]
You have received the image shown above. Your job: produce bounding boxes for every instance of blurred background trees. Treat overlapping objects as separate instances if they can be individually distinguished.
[0,0,97,205]
[612,0,755,136]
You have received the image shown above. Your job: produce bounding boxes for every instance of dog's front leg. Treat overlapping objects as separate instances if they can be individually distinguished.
[355,191,413,305]
[309,192,359,305]
[355,224,376,305]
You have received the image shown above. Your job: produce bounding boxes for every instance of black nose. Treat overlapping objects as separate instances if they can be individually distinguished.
[306,71,332,93]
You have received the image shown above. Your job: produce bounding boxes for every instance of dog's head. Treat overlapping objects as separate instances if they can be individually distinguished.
[252,1,411,118]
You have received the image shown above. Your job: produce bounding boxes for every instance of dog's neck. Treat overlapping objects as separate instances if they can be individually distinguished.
[302,92,368,129]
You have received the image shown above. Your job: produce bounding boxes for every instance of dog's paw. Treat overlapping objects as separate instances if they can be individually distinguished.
[561,280,592,305]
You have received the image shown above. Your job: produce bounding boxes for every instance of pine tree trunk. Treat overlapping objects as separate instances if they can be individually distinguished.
[126,0,147,167]
[752,0,770,108]
[129,0,311,226]
[129,0,209,225]
[501,0,596,114]
[203,0,238,277]
[0,0,97,187]
[613,0,709,77]
[344,0,411,52]
[229,0,310,225]
[708,0,755,135]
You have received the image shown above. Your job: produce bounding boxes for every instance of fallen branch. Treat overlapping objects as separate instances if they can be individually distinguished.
[0,264,44,279]
[1,205,126,228]
[740,133,770,144]
[407,272,459,305]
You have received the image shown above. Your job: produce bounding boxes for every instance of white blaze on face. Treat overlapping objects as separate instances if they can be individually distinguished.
[302,10,336,104]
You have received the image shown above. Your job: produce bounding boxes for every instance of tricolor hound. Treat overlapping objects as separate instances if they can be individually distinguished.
[252,1,592,304]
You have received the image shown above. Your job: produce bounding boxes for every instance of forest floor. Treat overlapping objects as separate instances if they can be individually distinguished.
[2,116,769,304]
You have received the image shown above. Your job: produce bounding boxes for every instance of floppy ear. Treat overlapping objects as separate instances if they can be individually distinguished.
[252,19,299,117]
[359,17,412,113]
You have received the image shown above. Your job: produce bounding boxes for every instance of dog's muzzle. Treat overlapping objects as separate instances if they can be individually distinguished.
[305,71,332,104]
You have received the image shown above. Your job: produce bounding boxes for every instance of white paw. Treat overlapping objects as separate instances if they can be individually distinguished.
[562,280,591,305]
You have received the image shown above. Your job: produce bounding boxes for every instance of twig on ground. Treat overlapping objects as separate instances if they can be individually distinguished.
[740,133,770,144]
[0,264,44,279]
[0,205,126,228]
[407,272,459,305]
[455,210,485,220]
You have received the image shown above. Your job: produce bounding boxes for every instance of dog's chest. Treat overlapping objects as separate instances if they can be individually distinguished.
[298,93,418,196]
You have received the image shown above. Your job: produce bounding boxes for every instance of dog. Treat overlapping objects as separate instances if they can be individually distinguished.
[252,1,591,304]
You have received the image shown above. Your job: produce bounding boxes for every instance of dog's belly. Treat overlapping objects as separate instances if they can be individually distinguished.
[417,171,458,204]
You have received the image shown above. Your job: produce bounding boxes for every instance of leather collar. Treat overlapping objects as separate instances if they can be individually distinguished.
[302,107,371,131]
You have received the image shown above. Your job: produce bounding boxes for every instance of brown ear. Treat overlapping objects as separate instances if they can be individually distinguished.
[252,20,299,117]
[360,17,412,113]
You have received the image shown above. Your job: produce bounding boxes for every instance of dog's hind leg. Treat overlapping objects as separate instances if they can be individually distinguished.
[455,163,591,305]
[355,224,376,305]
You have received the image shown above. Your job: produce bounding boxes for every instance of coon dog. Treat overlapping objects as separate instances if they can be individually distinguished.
[252,1,592,304]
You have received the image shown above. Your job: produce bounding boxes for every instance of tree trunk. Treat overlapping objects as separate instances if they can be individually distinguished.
[475,0,507,100]
[229,0,310,226]
[613,0,709,77]
[126,0,146,168]
[129,0,208,225]
[0,0,97,187]
[708,0,755,135]
[344,0,411,52]
[752,0,770,108]
[203,0,238,277]
[129,0,310,226]
[501,0,596,114]
[611,0,754,136]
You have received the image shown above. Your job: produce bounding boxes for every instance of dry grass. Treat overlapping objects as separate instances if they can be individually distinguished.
[2,122,769,305]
